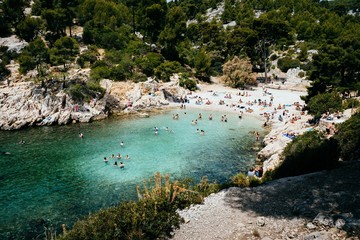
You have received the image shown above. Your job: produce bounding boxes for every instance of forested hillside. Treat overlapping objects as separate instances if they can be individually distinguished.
[1,0,359,103]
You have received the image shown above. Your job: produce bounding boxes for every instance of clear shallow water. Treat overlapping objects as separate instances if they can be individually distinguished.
[0,109,264,239]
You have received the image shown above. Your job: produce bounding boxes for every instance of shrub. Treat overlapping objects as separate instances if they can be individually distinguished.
[0,62,11,81]
[60,199,183,240]
[90,65,112,81]
[307,92,343,117]
[135,52,163,77]
[179,75,197,91]
[67,84,84,102]
[335,113,360,161]
[273,131,339,178]
[222,56,257,88]
[77,46,99,68]
[298,71,305,78]
[343,98,360,109]
[248,176,261,187]
[232,173,249,187]
[270,54,278,61]
[193,176,221,198]
[154,61,183,82]
[277,57,300,72]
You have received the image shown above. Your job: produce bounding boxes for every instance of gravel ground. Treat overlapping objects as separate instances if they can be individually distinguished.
[172,161,360,240]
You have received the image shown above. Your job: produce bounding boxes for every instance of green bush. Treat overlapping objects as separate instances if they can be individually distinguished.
[248,176,261,187]
[0,62,11,81]
[67,84,84,102]
[77,46,99,68]
[154,61,183,82]
[335,113,360,161]
[273,131,339,178]
[298,71,305,78]
[179,75,197,91]
[67,81,105,103]
[232,173,249,187]
[307,92,343,117]
[193,176,221,198]
[277,57,300,72]
[90,65,112,81]
[60,199,183,240]
[135,52,164,76]
[343,98,360,109]
[270,54,278,61]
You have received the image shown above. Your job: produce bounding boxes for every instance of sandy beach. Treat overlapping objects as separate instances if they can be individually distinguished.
[166,78,312,172]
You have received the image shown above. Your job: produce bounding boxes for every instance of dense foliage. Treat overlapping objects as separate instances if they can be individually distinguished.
[273,131,339,178]
[334,113,360,161]
[307,92,343,117]
[0,0,358,98]
[60,173,220,240]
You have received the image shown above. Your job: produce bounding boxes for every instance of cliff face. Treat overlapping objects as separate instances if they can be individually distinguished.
[0,76,186,130]
[0,81,107,130]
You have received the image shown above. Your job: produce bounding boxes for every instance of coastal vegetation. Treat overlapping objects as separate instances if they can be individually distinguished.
[59,173,220,240]
[1,0,360,239]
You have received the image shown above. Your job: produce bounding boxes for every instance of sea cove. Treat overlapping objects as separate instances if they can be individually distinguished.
[0,109,264,239]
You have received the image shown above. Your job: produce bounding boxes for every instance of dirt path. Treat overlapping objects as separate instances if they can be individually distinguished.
[172,161,360,240]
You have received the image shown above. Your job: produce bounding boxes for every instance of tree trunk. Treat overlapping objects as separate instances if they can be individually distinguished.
[263,39,268,83]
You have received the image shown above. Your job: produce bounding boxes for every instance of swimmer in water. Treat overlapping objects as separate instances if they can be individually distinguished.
[104,157,108,163]
[79,133,84,138]
[119,162,125,169]
[117,153,121,159]
[120,141,124,147]
[125,155,130,160]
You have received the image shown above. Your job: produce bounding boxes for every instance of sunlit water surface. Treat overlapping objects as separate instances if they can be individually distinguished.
[0,109,265,239]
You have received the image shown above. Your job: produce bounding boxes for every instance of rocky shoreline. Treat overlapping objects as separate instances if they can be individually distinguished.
[0,76,187,130]
[172,160,360,240]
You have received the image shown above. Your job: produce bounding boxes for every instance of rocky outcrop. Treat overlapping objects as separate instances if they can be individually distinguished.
[0,76,187,130]
[0,82,108,130]
[102,78,187,114]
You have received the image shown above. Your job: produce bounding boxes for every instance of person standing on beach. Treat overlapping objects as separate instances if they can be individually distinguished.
[255,131,260,141]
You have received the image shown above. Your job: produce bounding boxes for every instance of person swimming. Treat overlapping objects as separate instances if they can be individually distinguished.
[103,157,108,163]
[125,155,130,160]
[117,153,121,159]
[120,141,124,147]
[79,133,84,138]
[119,162,125,169]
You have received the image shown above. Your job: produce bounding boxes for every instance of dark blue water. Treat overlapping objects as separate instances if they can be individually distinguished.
[0,109,264,239]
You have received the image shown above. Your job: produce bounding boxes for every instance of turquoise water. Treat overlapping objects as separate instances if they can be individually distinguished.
[0,109,264,239]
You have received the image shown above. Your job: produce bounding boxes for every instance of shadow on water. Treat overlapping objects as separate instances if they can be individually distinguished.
[223,161,360,236]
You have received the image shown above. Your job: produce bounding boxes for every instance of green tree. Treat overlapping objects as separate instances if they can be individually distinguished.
[19,38,49,76]
[42,8,67,35]
[335,113,360,161]
[274,131,339,178]
[16,16,44,42]
[49,36,79,69]
[194,48,212,81]
[154,60,183,82]
[252,9,292,81]
[158,6,187,60]
[1,0,27,29]
[307,92,343,117]
[0,62,11,82]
